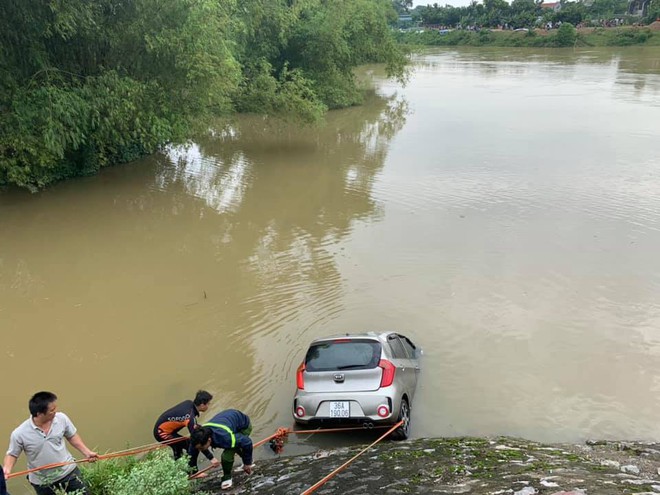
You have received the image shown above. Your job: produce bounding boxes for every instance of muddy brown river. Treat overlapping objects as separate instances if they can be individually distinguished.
[1,47,659,493]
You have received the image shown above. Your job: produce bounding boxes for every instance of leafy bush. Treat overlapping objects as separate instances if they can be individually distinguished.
[80,456,139,495]
[76,450,207,495]
[555,23,578,46]
[606,28,652,45]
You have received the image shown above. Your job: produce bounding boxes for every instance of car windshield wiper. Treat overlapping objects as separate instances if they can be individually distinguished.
[336,364,366,370]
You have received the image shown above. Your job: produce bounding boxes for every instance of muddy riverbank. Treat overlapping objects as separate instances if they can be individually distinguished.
[199,436,660,494]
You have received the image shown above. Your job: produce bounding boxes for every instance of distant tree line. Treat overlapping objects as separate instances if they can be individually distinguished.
[411,0,655,29]
[0,0,406,190]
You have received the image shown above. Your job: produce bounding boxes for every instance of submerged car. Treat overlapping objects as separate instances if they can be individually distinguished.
[293,332,421,439]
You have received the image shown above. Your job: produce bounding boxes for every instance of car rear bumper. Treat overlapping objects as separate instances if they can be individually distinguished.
[293,390,399,423]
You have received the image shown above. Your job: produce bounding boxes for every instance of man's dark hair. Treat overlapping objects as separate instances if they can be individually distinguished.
[29,391,58,417]
[194,390,213,406]
[190,427,212,449]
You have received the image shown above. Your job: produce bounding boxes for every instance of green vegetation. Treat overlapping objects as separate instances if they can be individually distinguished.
[0,0,406,190]
[395,25,656,47]
[409,0,654,29]
[64,450,207,495]
[644,0,660,22]
[395,0,658,48]
[556,23,578,46]
[79,455,139,495]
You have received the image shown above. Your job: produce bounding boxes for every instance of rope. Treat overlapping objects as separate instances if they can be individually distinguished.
[299,420,403,495]
[6,458,90,480]
[291,425,391,435]
[188,424,397,479]
[188,427,292,479]
[6,436,188,480]
[7,423,400,483]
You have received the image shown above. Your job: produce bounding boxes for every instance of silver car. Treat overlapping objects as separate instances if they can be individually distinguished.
[293,332,421,439]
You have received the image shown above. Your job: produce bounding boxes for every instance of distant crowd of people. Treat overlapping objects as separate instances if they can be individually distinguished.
[2,390,253,494]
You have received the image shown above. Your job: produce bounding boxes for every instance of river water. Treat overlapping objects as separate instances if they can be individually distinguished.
[1,47,659,491]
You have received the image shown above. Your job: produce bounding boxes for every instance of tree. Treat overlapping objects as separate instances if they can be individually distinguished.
[589,0,628,16]
[0,0,406,189]
[393,0,414,14]
[645,0,660,21]
[554,1,587,24]
[483,0,511,25]
[285,0,406,109]
[510,0,541,27]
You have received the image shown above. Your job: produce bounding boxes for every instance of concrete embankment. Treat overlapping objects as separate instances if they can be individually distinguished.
[199,436,660,494]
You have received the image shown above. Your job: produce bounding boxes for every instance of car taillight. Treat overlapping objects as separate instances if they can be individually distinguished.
[379,359,396,387]
[295,406,305,417]
[296,362,305,390]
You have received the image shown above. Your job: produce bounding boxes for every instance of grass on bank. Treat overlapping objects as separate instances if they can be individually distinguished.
[395,24,660,48]
[53,450,207,495]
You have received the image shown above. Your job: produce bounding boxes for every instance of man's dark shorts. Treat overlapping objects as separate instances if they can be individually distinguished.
[1,469,8,495]
[30,467,88,495]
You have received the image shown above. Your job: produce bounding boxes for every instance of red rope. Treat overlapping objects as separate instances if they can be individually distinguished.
[300,420,403,495]
[6,436,187,480]
[7,424,399,483]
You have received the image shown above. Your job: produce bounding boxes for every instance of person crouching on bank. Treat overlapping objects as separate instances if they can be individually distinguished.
[189,409,255,490]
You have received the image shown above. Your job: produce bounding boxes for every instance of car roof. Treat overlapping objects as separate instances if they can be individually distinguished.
[308,332,393,345]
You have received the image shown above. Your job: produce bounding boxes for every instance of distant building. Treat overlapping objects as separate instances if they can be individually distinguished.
[628,0,650,15]
[540,2,562,11]
[397,14,414,28]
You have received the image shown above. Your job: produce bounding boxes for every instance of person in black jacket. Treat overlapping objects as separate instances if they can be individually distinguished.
[189,409,254,490]
[153,390,212,459]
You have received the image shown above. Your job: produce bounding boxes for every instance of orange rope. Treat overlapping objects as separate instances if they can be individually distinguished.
[299,420,403,495]
[7,424,399,483]
[6,458,91,480]
[254,427,290,448]
[6,436,188,480]
[291,425,390,435]
[187,424,396,479]
[188,424,397,479]
[188,427,292,479]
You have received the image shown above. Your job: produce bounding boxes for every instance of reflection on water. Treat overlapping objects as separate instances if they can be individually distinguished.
[162,144,252,215]
[1,47,660,494]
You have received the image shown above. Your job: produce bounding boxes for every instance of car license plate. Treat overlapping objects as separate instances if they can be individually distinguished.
[329,401,349,418]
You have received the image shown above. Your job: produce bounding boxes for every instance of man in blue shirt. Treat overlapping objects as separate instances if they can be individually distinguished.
[189,409,254,490]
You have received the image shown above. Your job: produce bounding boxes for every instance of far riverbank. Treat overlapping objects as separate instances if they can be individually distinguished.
[396,21,660,48]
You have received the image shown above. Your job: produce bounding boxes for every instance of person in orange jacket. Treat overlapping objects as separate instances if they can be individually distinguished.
[153,390,213,460]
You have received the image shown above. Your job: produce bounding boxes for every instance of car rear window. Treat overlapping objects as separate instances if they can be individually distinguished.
[305,340,381,372]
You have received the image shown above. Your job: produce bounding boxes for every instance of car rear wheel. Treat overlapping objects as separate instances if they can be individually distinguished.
[391,398,410,440]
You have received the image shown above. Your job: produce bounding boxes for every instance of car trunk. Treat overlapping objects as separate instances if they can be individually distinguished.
[303,339,383,393]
